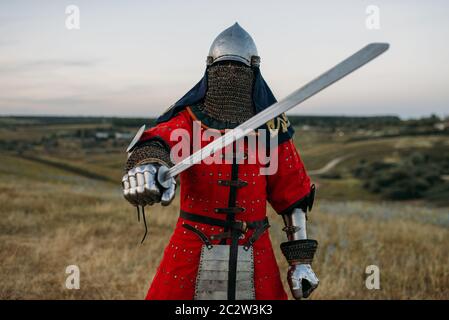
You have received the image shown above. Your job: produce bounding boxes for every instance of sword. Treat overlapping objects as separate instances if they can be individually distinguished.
[159,42,389,183]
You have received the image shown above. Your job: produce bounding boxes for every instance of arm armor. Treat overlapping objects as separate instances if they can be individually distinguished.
[124,139,173,172]
[280,185,318,265]
[280,239,318,265]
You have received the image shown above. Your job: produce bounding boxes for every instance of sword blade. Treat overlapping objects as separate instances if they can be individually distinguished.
[163,43,389,182]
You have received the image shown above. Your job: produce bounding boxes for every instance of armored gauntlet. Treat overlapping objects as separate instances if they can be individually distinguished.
[122,140,176,207]
[281,188,319,299]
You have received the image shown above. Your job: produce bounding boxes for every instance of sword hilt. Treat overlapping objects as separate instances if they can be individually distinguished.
[157,165,172,188]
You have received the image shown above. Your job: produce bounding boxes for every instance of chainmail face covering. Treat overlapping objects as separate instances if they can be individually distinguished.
[200,63,255,124]
[125,64,256,171]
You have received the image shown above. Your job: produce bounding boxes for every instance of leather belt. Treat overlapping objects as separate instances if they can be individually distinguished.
[180,210,268,233]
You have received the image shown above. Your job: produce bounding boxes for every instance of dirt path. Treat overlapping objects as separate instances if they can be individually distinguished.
[18,153,115,182]
[308,155,351,176]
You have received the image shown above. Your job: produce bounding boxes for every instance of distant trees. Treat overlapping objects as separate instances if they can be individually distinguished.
[287,115,401,129]
[353,150,449,200]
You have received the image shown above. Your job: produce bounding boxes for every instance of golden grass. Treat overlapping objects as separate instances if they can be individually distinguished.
[0,158,447,299]
[0,128,448,299]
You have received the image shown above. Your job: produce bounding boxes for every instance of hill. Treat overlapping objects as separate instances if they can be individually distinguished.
[0,115,448,299]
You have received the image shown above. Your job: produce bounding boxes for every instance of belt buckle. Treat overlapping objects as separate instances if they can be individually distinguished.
[236,220,248,233]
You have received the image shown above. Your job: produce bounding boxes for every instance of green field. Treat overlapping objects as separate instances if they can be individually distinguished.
[0,116,448,299]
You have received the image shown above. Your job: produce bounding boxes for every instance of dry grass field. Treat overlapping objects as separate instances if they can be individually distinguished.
[0,118,448,299]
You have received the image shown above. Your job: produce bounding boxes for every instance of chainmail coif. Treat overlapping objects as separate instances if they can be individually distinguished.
[200,63,255,124]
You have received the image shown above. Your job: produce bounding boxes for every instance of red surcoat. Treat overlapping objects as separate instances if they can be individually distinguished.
[139,108,311,300]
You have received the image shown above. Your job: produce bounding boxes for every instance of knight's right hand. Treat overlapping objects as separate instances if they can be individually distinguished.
[121,164,176,207]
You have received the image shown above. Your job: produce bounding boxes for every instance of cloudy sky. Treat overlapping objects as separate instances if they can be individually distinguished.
[0,0,448,118]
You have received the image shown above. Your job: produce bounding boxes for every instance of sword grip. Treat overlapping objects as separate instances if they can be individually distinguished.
[157,165,171,189]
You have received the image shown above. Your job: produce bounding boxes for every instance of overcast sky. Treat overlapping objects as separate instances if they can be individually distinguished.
[0,0,448,118]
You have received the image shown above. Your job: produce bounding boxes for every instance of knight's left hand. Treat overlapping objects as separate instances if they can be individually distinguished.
[287,264,319,299]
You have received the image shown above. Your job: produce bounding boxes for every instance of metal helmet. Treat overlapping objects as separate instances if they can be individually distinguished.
[207,22,260,67]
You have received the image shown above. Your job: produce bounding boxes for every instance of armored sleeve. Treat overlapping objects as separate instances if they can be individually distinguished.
[125,140,173,171]
[266,139,314,215]
[124,110,192,171]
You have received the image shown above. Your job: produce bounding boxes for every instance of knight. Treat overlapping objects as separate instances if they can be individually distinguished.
[122,23,319,300]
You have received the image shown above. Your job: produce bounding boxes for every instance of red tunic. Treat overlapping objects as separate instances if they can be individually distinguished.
[139,108,311,300]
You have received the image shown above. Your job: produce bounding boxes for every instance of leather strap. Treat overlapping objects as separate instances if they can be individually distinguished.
[180,211,268,231]
[243,222,270,250]
[182,224,213,249]
[226,148,240,301]
[228,224,240,300]
[181,215,269,248]
[214,207,245,214]
[217,179,248,188]
[210,231,231,241]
